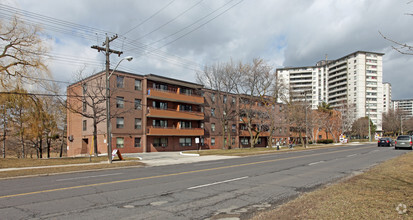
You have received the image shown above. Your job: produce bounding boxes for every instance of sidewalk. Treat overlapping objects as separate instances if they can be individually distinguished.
[0,152,238,172]
[123,151,238,167]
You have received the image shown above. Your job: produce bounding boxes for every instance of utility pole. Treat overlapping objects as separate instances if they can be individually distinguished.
[302,91,309,148]
[91,34,123,163]
[367,99,371,142]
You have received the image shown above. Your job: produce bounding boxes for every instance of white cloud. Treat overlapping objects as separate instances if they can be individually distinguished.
[7,0,413,99]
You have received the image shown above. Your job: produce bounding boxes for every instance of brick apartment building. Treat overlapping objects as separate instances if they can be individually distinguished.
[67,71,290,156]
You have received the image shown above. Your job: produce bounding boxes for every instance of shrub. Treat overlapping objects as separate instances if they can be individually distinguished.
[318,139,333,144]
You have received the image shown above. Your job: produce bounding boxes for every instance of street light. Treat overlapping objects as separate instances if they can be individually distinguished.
[106,56,133,163]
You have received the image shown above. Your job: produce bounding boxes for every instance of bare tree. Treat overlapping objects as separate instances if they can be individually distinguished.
[0,16,49,88]
[382,108,408,136]
[197,61,239,149]
[66,72,107,156]
[351,117,377,139]
[234,58,274,148]
[66,71,134,156]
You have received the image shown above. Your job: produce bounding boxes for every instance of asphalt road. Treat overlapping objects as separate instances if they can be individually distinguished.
[0,143,408,220]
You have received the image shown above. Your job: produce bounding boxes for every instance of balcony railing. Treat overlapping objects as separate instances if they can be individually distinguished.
[147,107,204,120]
[239,130,271,137]
[147,88,204,104]
[147,127,204,136]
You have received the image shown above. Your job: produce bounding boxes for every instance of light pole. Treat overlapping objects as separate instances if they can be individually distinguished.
[106,56,133,163]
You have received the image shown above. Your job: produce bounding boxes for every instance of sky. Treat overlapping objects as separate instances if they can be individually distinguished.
[3,0,413,99]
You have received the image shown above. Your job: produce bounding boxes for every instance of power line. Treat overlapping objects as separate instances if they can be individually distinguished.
[129,0,204,43]
[0,4,204,72]
[157,0,244,50]
[121,0,177,36]
[145,0,238,46]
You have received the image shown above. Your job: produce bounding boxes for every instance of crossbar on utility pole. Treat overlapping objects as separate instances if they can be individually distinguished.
[91,34,123,164]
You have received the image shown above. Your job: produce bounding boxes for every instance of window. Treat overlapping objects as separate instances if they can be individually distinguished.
[211,108,215,116]
[116,97,124,108]
[180,121,192,129]
[153,101,168,110]
[135,118,142,129]
[180,88,192,95]
[154,137,168,147]
[223,95,227,104]
[82,120,87,131]
[82,83,87,94]
[201,106,204,113]
[135,79,142,90]
[200,122,204,129]
[179,137,192,147]
[232,124,236,132]
[134,137,141,147]
[224,125,228,132]
[241,138,248,145]
[211,94,215,103]
[116,137,124,148]
[153,119,167,128]
[153,83,168,91]
[211,123,215,132]
[211,138,215,146]
[82,101,87,112]
[232,137,235,145]
[180,104,192,111]
[257,138,262,145]
[135,99,142,110]
[116,76,124,88]
[232,97,236,104]
[116,117,124,128]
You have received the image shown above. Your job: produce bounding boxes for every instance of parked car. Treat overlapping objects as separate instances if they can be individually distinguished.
[395,135,413,150]
[378,137,394,147]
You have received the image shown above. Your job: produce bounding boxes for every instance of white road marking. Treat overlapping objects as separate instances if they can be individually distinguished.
[187,176,249,190]
[193,161,224,166]
[347,154,357,157]
[56,173,123,182]
[308,161,325,166]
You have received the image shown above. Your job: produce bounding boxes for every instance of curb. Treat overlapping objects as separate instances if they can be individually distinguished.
[180,152,200,156]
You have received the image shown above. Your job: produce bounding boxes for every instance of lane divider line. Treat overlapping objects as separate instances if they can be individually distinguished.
[187,176,249,190]
[0,146,372,199]
[308,161,325,166]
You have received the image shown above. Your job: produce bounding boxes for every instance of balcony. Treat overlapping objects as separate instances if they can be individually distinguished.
[239,130,270,137]
[147,127,204,136]
[147,107,204,120]
[147,88,204,104]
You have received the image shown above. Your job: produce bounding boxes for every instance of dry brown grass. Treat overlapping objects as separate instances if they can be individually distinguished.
[252,151,413,220]
[190,144,344,157]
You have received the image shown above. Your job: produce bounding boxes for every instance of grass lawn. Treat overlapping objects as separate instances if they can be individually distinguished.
[189,143,349,157]
[252,151,413,219]
[0,156,143,178]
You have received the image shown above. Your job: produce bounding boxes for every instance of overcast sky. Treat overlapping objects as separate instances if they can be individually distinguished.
[4,0,413,99]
